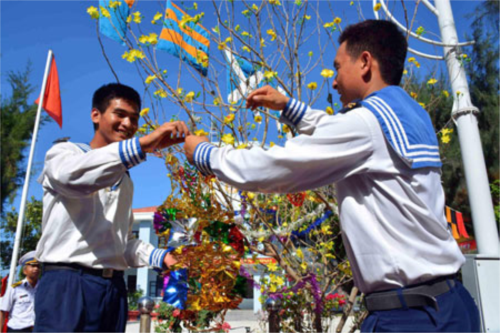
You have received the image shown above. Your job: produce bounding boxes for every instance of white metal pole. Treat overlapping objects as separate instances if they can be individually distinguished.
[434,0,500,256]
[7,50,53,285]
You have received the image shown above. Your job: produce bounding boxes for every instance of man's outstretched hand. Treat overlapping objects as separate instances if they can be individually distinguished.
[184,135,209,164]
[246,85,290,111]
[139,121,190,153]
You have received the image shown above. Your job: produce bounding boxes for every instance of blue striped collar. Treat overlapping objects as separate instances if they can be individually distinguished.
[360,86,442,169]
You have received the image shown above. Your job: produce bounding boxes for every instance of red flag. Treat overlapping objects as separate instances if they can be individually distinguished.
[35,56,62,128]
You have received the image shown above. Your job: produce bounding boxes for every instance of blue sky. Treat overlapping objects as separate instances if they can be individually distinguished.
[1,0,480,214]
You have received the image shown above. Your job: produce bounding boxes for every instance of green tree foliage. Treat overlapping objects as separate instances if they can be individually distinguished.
[0,197,43,268]
[0,64,46,214]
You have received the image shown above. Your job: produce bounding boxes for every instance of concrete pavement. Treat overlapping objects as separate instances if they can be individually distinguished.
[126,309,357,332]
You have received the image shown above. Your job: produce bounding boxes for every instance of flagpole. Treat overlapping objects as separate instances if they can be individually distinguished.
[7,50,53,286]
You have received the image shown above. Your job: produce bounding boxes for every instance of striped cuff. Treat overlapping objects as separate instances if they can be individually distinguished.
[193,142,215,176]
[149,248,168,269]
[119,138,146,169]
[282,99,308,126]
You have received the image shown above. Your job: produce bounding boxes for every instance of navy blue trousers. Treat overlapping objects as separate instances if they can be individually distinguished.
[34,269,128,332]
[361,280,481,332]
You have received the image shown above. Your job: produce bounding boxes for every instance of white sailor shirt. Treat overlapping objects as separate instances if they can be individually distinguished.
[0,279,37,329]
[192,98,465,294]
[35,137,168,271]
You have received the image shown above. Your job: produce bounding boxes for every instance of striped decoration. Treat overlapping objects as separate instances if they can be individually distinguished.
[157,0,210,76]
[99,0,134,45]
[445,206,470,240]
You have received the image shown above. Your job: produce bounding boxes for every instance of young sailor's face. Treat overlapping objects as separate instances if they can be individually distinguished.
[333,42,363,107]
[94,98,139,144]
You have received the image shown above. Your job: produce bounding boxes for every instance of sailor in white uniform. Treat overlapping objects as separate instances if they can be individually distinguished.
[34,83,189,332]
[184,20,480,332]
[0,252,40,333]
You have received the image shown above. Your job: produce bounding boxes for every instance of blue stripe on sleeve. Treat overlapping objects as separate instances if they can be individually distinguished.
[193,142,215,176]
[149,248,168,269]
[119,141,130,168]
[282,98,307,126]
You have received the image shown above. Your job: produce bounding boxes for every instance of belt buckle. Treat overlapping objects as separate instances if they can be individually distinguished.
[102,268,113,278]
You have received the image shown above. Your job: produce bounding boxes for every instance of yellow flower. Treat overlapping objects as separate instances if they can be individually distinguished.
[296,248,304,260]
[323,22,334,28]
[176,88,183,95]
[403,70,408,75]
[241,31,253,38]
[350,1,354,5]
[461,54,468,59]
[193,2,198,10]
[122,49,145,62]
[442,128,453,136]
[87,6,100,19]
[221,133,235,145]
[442,90,450,98]
[132,11,142,24]
[333,17,342,24]
[254,115,262,123]
[410,92,418,99]
[100,6,110,18]
[300,262,308,271]
[282,124,290,133]
[153,12,162,22]
[267,29,277,41]
[140,108,150,117]
[320,69,335,78]
[139,33,158,45]
[269,0,281,5]
[252,4,259,11]
[242,9,250,16]
[267,262,278,272]
[441,135,451,144]
[235,24,241,32]
[145,75,157,84]
[109,1,122,9]
[305,15,311,20]
[218,43,226,50]
[374,3,382,11]
[264,71,277,79]
[326,106,334,115]
[236,143,248,149]
[414,61,421,68]
[416,26,425,36]
[213,97,221,106]
[194,129,209,136]
[427,78,438,85]
[270,142,275,147]
[419,102,426,108]
[224,113,235,123]
[126,15,132,23]
[224,37,233,43]
[308,51,313,57]
[185,91,195,103]
[242,46,250,53]
[154,89,168,98]
[307,82,318,90]
[408,57,416,63]
[270,274,284,286]
[456,90,462,96]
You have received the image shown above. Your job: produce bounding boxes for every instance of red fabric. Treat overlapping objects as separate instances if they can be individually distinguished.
[35,56,62,128]
[456,211,470,239]
[0,275,7,297]
[1,275,9,332]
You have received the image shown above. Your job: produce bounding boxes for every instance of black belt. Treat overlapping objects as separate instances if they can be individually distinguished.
[43,263,124,279]
[364,275,457,312]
